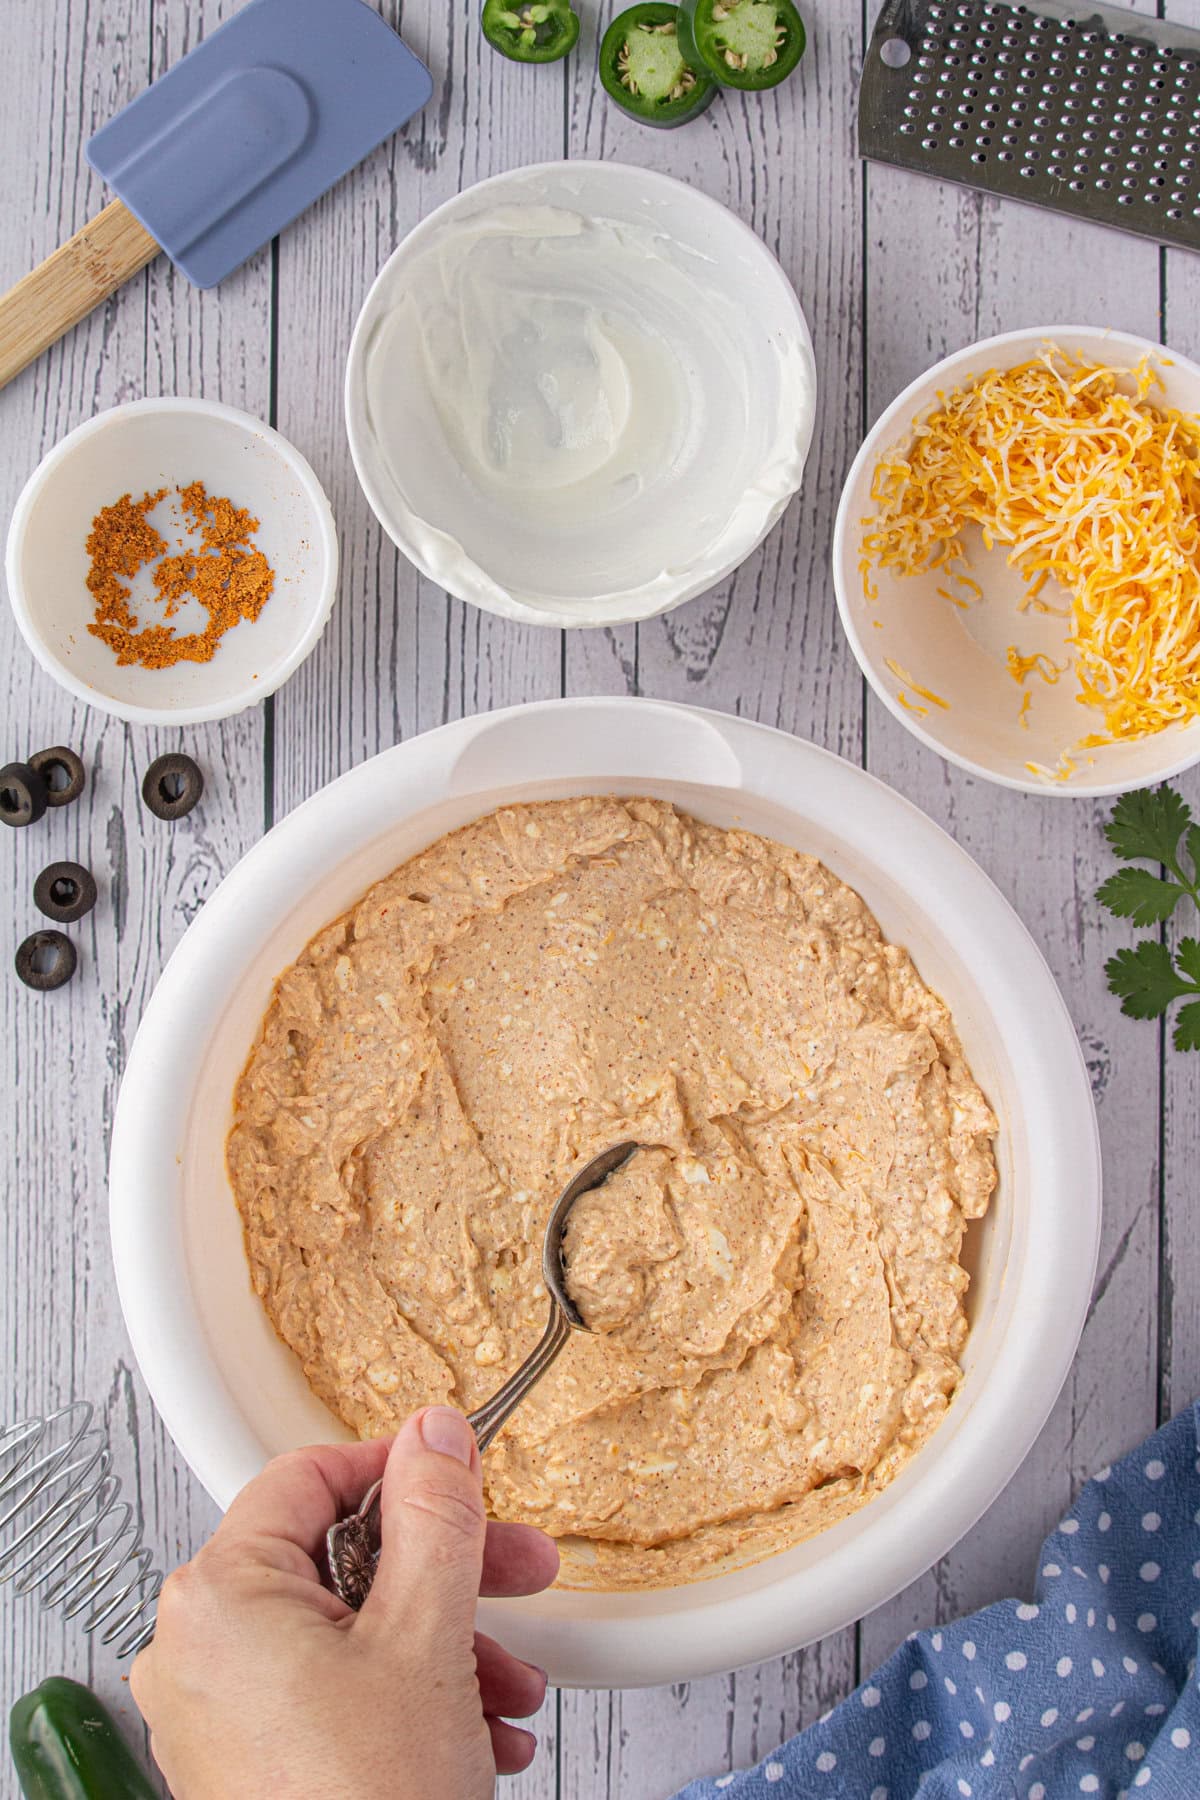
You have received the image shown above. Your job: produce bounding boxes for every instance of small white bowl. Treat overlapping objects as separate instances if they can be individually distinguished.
[6,398,339,726]
[833,326,1200,796]
[345,161,816,629]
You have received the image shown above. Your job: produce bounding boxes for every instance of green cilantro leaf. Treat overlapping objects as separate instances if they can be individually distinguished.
[1176,936,1200,985]
[1099,786,1200,1049]
[1175,1001,1200,1052]
[1095,867,1185,926]
[1104,784,1193,867]
[1105,940,1198,1019]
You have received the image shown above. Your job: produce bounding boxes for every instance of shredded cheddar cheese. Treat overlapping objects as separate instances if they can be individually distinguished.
[1006,647,1069,686]
[896,692,929,718]
[860,348,1200,743]
[884,657,950,710]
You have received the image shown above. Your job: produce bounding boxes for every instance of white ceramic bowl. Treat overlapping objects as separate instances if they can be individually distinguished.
[6,398,339,725]
[833,326,1200,796]
[109,698,1100,1688]
[344,162,816,628]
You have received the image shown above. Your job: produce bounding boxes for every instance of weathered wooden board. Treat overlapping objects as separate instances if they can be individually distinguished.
[1159,0,1200,1431]
[0,0,269,1782]
[559,5,862,1794]
[858,0,1174,1678]
[3,0,1198,1796]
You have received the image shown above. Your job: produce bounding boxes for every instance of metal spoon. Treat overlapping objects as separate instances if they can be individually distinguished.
[326,1139,640,1609]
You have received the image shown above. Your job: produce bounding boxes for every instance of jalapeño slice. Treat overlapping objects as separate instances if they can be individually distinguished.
[600,4,718,127]
[678,0,806,90]
[481,0,581,63]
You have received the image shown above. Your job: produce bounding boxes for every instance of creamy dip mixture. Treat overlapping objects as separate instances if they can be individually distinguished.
[227,798,996,1588]
[357,200,814,620]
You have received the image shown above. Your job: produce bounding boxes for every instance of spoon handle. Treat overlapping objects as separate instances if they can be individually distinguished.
[326,1300,572,1609]
[468,1300,572,1453]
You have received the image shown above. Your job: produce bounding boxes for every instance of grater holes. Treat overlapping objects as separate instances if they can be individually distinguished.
[882,0,1200,239]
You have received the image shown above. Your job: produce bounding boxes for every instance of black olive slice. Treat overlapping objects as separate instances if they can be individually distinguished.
[15,929,77,990]
[34,861,97,924]
[0,761,48,829]
[29,746,86,807]
[142,753,204,821]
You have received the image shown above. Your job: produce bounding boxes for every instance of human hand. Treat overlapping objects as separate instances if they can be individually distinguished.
[131,1407,559,1799]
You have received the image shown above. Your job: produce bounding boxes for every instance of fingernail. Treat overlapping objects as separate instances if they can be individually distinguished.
[420,1406,475,1465]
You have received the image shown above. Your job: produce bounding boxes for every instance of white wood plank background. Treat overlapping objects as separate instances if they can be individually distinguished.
[2,1,1198,1794]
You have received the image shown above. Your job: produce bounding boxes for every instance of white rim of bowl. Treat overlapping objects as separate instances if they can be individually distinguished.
[108,698,1101,1687]
[4,397,340,727]
[832,324,1200,798]
[344,160,816,630]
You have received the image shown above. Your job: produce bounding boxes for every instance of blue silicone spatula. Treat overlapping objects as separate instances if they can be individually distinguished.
[0,0,432,390]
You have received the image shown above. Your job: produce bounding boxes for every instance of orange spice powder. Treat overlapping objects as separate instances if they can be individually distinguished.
[85,481,275,669]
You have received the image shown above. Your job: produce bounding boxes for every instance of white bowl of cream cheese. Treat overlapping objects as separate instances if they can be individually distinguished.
[109,698,1100,1689]
[344,162,816,627]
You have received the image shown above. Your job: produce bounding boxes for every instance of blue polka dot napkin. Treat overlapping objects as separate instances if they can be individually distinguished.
[671,1402,1200,1799]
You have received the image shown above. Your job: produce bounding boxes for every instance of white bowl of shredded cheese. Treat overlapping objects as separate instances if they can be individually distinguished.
[834,326,1200,795]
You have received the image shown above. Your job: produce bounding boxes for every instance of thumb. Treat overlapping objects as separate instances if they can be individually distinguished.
[359,1406,487,1644]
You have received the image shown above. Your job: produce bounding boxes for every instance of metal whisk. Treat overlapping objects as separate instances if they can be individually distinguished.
[0,1402,162,1657]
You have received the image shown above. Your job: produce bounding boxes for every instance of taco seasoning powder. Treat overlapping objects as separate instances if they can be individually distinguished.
[85,481,275,669]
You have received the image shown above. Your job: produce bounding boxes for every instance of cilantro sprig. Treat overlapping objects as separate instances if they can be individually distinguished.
[1098,784,1200,1051]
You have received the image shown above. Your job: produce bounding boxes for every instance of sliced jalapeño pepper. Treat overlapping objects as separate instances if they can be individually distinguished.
[481,1,581,63]
[599,4,718,128]
[677,0,806,90]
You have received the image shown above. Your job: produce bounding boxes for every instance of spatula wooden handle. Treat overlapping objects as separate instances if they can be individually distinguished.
[0,199,160,391]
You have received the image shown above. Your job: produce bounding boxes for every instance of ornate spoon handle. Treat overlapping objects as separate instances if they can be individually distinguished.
[325,1141,640,1611]
[326,1300,571,1610]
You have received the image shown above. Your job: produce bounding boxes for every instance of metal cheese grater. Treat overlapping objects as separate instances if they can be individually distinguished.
[860,0,1200,252]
